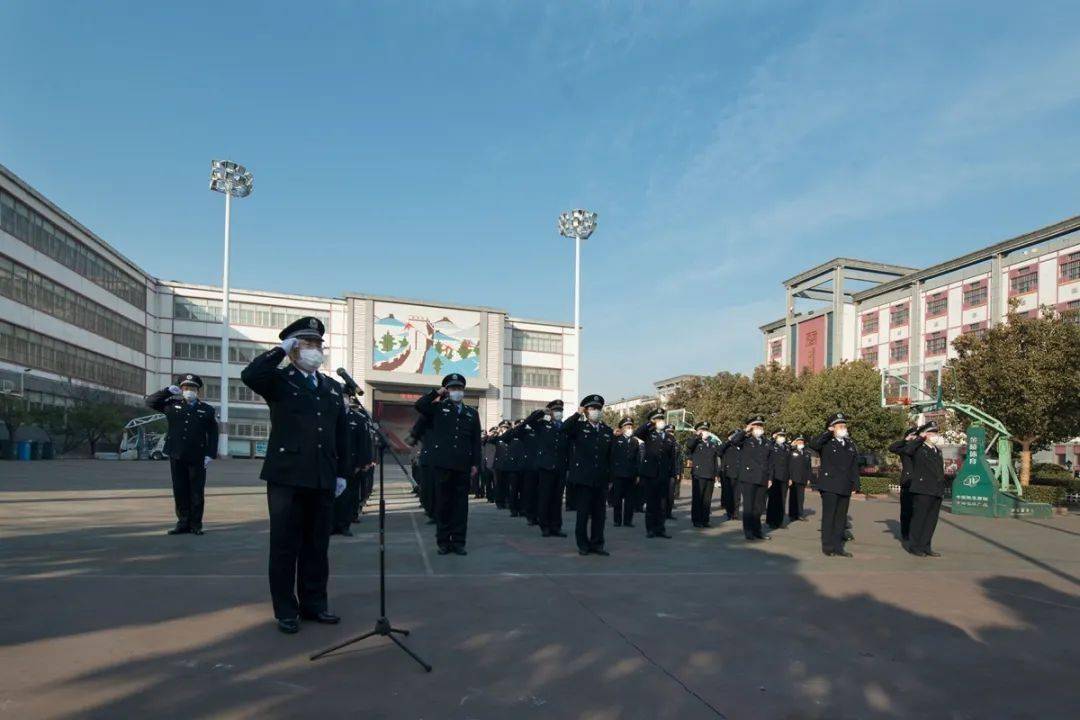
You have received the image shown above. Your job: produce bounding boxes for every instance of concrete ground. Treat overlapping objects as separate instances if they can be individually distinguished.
[0,460,1078,720]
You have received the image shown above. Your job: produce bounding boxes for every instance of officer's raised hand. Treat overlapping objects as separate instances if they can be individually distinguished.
[335,477,347,498]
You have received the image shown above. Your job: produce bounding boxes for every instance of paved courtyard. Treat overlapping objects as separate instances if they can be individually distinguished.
[1,459,1078,720]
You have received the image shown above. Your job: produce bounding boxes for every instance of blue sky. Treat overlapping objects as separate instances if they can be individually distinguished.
[3,1,1080,399]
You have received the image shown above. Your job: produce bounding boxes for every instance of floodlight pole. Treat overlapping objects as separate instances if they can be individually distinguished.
[219,190,232,457]
[573,233,581,404]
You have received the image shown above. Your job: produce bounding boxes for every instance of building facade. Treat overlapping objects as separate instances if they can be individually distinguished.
[0,163,575,455]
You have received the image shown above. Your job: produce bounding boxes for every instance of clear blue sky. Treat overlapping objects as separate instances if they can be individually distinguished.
[3,1,1079,399]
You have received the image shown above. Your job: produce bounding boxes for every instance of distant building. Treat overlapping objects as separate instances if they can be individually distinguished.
[606,394,655,418]
[654,374,707,406]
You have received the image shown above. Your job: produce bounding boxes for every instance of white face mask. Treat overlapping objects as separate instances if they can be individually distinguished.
[775,436,786,445]
[181,389,197,402]
[654,420,666,431]
[834,427,849,438]
[927,434,944,447]
[586,408,601,422]
[623,427,634,438]
[295,347,324,372]
[448,389,464,402]
[794,443,805,452]
[552,410,563,422]
[751,427,765,438]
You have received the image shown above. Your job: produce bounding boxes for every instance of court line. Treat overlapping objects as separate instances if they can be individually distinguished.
[409,510,435,576]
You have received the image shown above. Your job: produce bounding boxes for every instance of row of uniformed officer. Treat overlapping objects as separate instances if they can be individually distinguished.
[765,428,792,530]
[634,408,676,538]
[610,417,640,527]
[521,400,570,537]
[730,416,773,541]
[720,431,741,520]
[685,421,722,527]
[332,393,375,536]
[898,421,946,557]
[241,317,349,634]
[561,394,614,554]
[888,426,919,542]
[787,434,812,522]
[146,373,219,535]
[809,413,860,557]
[414,373,482,555]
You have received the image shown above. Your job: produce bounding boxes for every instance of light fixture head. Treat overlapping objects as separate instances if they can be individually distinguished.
[209,159,254,198]
[558,209,598,240]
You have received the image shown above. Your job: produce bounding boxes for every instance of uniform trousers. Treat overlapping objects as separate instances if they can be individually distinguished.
[267,482,332,620]
[536,469,565,533]
[666,475,679,518]
[612,475,637,526]
[507,471,523,515]
[787,483,806,520]
[643,475,667,535]
[493,469,508,508]
[908,493,942,554]
[169,458,206,529]
[819,491,851,554]
[431,466,470,548]
[690,475,715,526]
[522,469,540,523]
[720,475,739,518]
[739,482,767,539]
[765,480,788,529]
[573,484,607,552]
[332,469,361,532]
[899,484,913,540]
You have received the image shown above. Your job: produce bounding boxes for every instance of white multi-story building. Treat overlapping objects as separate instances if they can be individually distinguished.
[0,163,575,455]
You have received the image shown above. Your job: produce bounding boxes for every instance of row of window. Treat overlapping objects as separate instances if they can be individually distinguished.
[0,189,146,309]
[510,365,562,389]
[173,335,278,364]
[174,296,330,330]
[511,329,563,354]
[227,421,269,439]
[0,320,144,394]
[200,379,262,404]
[509,399,549,420]
[0,254,146,352]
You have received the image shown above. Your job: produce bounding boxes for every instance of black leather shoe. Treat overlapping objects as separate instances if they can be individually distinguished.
[301,610,340,624]
[835,551,853,558]
[191,527,204,536]
[822,550,835,556]
[277,617,299,634]
[925,550,941,557]
[702,522,712,528]
[552,530,567,538]
[591,548,610,556]
[167,526,189,535]
[338,528,354,537]
[578,549,590,556]
[452,546,468,556]
[656,531,672,539]
[646,532,657,538]
[437,545,451,555]
[909,549,927,557]
[624,523,635,528]
[541,530,552,537]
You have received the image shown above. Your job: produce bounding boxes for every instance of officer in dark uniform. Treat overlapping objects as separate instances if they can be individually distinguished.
[521,400,570,537]
[787,434,812,522]
[666,425,683,520]
[561,394,614,555]
[414,373,482,556]
[765,428,792,530]
[503,421,528,517]
[809,412,859,557]
[610,417,640,527]
[332,394,374,536]
[408,414,436,522]
[900,422,946,557]
[731,416,773,541]
[720,429,741,520]
[492,420,512,508]
[505,417,541,525]
[481,427,497,501]
[241,317,349,634]
[146,373,218,535]
[685,422,722,528]
[888,426,919,542]
[634,408,675,538]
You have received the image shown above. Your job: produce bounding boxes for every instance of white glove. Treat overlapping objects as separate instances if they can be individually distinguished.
[204,456,213,468]
[279,337,300,353]
[167,385,181,395]
[334,477,347,498]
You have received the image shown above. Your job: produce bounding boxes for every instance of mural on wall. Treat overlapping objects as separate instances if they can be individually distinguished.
[371,301,482,378]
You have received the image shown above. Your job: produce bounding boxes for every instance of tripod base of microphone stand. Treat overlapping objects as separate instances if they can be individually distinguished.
[309,616,433,672]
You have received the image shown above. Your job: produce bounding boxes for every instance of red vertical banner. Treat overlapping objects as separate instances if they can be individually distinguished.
[796,315,827,375]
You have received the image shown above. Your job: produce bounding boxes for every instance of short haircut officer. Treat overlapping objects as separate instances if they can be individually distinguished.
[809,412,860,557]
[561,394,614,555]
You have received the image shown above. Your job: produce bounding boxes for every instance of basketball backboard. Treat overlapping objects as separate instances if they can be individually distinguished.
[880,364,943,410]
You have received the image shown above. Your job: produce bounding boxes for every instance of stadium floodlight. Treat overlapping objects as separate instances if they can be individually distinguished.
[557,209,598,402]
[209,159,254,458]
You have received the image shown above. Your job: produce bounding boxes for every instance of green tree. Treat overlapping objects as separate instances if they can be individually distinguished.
[458,340,471,359]
[399,336,409,349]
[432,357,443,375]
[380,332,395,352]
[779,361,907,457]
[669,363,802,435]
[0,395,34,444]
[944,305,1080,485]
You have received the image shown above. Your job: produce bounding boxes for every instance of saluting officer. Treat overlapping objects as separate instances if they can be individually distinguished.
[666,425,683,520]
[146,373,218,536]
[787,434,812,522]
[731,416,773,541]
[505,417,541,525]
[492,420,512,509]
[610,417,640,528]
[332,394,374,536]
[809,412,859,557]
[888,426,919,542]
[634,409,675,539]
[900,422,946,557]
[720,429,741,521]
[561,394,614,555]
[414,373,482,556]
[685,421,722,528]
[765,428,792,530]
[481,427,498,501]
[522,400,570,537]
[240,316,349,634]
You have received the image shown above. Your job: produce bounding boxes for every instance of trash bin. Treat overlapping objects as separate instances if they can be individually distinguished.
[30,441,42,460]
[16,441,32,461]
[41,441,54,459]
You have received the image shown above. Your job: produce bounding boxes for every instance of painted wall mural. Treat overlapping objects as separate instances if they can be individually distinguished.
[371,301,482,378]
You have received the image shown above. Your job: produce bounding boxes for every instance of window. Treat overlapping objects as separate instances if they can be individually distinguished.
[174,296,329,331]
[925,293,948,318]
[860,346,878,366]
[889,339,909,363]
[962,281,987,308]
[227,421,269,439]
[890,304,909,327]
[0,320,144,394]
[861,313,879,334]
[0,189,145,309]
[1009,266,1038,296]
[925,333,947,356]
[963,321,988,340]
[511,365,562,389]
[0,254,145,352]
[173,335,279,364]
[1060,252,1080,283]
[769,340,782,361]
[201,379,262,404]
[512,329,563,354]
[510,399,549,420]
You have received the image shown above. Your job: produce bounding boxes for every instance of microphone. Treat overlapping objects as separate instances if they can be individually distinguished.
[335,367,363,396]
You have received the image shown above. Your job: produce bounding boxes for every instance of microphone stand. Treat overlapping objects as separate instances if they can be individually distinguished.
[310,390,432,672]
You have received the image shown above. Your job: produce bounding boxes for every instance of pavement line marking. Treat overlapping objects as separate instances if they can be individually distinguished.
[409,510,434,576]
